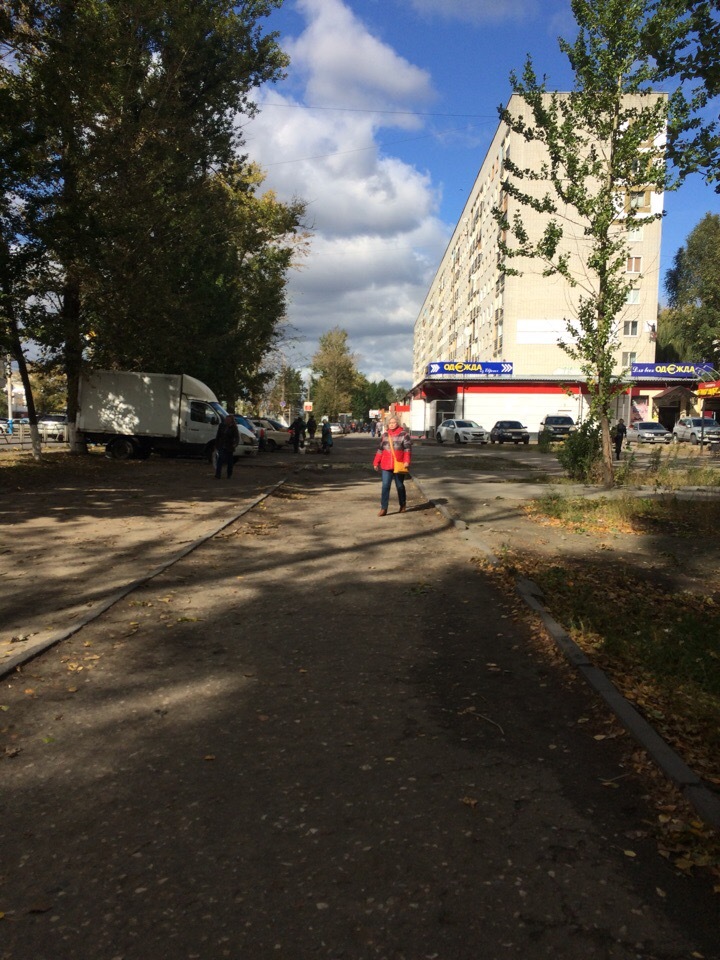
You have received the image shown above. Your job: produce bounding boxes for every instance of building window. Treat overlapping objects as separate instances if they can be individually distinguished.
[626,256,642,273]
[627,225,644,242]
[624,188,652,214]
[623,320,638,336]
[626,288,640,305]
[622,351,637,367]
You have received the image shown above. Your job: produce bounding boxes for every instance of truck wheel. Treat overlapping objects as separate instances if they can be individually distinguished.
[109,437,137,460]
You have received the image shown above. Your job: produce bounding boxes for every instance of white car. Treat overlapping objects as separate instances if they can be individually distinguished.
[436,419,488,444]
[626,421,672,445]
[672,416,720,445]
[328,422,344,436]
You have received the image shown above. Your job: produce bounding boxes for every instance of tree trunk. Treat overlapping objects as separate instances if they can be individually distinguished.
[62,273,88,455]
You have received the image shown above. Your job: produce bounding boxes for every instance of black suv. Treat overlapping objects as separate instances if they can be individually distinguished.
[539,415,576,440]
[489,420,530,444]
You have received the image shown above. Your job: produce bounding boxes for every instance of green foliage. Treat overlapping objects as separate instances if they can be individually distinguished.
[659,213,720,363]
[351,377,399,420]
[644,0,720,191]
[556,420,602,481]
[0,0,295,424]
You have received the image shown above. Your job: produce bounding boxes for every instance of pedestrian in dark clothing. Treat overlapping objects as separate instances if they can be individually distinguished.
[215,415,240,478]
[306,415,317,439]
[289,415,306,453]
[320,421,333,454]
[613,418,627,460]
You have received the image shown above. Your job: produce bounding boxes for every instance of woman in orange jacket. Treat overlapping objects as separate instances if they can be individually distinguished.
[373,416,412,516]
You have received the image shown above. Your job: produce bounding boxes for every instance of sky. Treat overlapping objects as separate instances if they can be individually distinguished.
[242,0,718,389]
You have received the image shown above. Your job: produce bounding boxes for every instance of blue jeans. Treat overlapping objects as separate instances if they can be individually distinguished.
[380,469,406,510]
[216,448,234,478]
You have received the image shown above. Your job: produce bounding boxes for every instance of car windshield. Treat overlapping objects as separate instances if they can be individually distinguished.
[694,419,719,426]
[637,423,665,430]
[503,421,523,428]
[546,417,573,425]
[455,420,480,428]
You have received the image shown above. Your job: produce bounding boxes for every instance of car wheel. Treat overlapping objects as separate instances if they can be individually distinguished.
[110,437,137,460]
[499,439,504,444]
[691,433,699,445]
[436,433,443,444]
[266,438,277,451]
[454,433,462,444]
[490,438,496,444]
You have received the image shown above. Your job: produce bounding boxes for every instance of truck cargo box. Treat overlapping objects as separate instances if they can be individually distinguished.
[77,371,183,438]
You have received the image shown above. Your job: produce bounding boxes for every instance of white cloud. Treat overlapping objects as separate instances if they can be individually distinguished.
[243,0,450,387]
[406,0,540,24]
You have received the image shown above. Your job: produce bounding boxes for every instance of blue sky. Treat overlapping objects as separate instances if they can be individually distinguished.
[243,0,718,387]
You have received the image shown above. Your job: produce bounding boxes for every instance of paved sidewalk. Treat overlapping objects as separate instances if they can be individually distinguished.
[1,463,718,959]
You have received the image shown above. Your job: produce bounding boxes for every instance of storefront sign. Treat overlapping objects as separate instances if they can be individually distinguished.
[698,380,720,397]
[631,362,714,379]
[426,361,513,376]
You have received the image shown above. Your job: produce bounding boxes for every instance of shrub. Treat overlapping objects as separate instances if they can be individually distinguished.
[556,420,602,481]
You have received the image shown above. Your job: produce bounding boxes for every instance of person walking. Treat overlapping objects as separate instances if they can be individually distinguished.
[320,420,333,454]
[215,415,240,479]
[306,415,317,440]
[613,418,627,461]
[373,416,412,516]
[289,414,306,454]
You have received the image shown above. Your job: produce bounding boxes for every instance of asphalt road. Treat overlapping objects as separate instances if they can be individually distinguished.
[1,439,718,960]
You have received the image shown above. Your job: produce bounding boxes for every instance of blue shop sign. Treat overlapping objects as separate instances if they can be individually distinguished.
[426,361,513,377]
[631,362,714,379]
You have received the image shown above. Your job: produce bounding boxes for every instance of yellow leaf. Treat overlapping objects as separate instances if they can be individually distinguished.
[203,754,215,761]
[623,850,637,858]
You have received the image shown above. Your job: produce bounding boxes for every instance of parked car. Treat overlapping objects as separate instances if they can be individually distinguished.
[672,416,720,445]
[626,421,672,445]
[250,418,290,451]
[436,419,488,444]
[328,422,344,436]
[539,415,576,440]
[233,414,258,435]
[38,413,68,441]
[489,420,530,444]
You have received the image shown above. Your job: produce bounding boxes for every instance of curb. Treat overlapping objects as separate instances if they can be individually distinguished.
[412,476,720,830]
[0,480,287,682]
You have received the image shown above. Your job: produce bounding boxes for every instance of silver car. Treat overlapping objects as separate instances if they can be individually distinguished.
[625,421,672,445]
[436,419,488,444]
[672,416,720,445]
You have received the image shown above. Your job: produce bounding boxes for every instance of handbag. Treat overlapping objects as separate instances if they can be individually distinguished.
[388,431,410,474]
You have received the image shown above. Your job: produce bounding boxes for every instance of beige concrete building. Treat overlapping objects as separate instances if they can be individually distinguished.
[411,94,666,435]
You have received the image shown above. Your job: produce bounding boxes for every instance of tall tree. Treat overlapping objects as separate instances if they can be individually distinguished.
[311,328,359,422]
[659,212,720,363]
[496,0,674,486]
[1,0,289,442]
[351,376,399,421]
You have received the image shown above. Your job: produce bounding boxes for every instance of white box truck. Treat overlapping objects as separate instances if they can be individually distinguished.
[77,370,254,460]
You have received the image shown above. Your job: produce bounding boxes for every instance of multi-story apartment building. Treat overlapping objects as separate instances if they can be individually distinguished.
[409,93,683,436]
